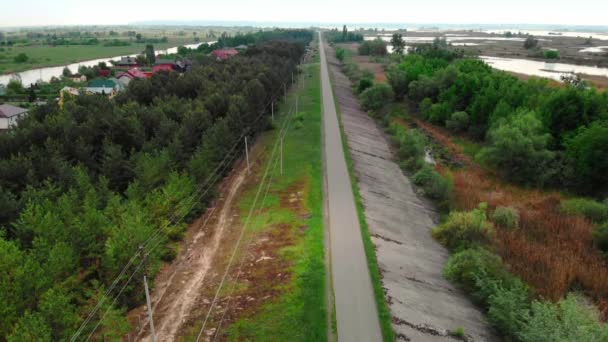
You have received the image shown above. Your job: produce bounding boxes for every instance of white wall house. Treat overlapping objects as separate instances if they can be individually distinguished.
[0,104,28,130]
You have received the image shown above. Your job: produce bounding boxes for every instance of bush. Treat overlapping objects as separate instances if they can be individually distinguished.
[487,280,531,336]
[413,165,434,185]
[423,170,452,201]
[387,67,409,100]
[356,77,373,94]
[433,203,493,251]
[445,111,470,132]
[335,48,345,62]
[358,38,388,56]
[519,294,608,342]
[13,53,28,63]
[397,129,426,161]
[592,223,608,255]
[544,50,560,59]
[492,206,520,229]
[359,83,394,111]
[444,247,506,295]
[560,198,608,223]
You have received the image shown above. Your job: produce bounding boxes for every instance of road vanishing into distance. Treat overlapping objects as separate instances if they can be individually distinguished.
[319,32,383,341]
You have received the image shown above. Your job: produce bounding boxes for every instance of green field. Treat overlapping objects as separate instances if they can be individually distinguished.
[0,38,201,74]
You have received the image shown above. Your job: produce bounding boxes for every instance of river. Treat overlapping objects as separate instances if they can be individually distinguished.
[0,42,212,86]
[480,56,608,81]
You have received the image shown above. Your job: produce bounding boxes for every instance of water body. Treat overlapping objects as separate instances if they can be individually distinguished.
[580,46,608,53]
[480,56,608,81]
[483,29,608,41]
[0,42,211,86]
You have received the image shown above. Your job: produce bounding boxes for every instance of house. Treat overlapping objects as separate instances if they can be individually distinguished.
[153,59,177,73]
[84,79,119,96]
[211,48,239,61]
[0,104,28,129]
[116,68,151,87]
[98,69,111,78]
[114,56,139,67]
[0,84,6,96]
[69,73,87,83]
[59,86,80,108]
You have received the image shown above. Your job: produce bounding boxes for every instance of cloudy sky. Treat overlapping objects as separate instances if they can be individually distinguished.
[1,0,607,27]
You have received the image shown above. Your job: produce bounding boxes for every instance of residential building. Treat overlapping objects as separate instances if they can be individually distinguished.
[84,79,119,96]
[114,56,139,67]
[0,104,28,129]
[211,48,239,61]
[116,68,151,87]
[69,73,87,83]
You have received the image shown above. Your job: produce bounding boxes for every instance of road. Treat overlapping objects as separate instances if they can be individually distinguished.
[319,32,383,342]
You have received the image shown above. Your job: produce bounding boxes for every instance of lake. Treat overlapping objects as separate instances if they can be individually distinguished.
[480,56,608,80]
[0,42,210,87]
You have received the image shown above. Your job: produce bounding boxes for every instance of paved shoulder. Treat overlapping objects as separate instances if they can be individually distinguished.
[319,32,383,342]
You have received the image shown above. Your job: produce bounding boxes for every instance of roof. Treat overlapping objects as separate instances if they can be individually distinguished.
[153,64,174,73]
[116,57,138,65]
[0,104,28,118]
[155,59,177,65]
[211,48,239,60]
[117,68,149,79]
[87,79,117,88]
[61,86,80,96]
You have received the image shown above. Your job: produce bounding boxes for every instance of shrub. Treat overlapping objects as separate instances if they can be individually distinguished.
[356,77,373,94]
[420,98,433,120]
[519,294,608,342]
[413,165,434,185]
[13,53,28,63]
[401,158,425,173]
[487,280,531,336]
[560,198,608,223]
[358,38,388,56]
[433,203,493,251]
[544,50,560,59]
[335,48,345,62]
[359,83,394,111]
[444,247,506,295]
[423,170,452,201]
[397,129,426,161]
[445,111,470,131]
[492,206,520,229]
[592,222,608,255]
[387,67,409,100]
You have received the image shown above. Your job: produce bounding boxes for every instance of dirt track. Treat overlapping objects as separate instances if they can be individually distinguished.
[325,44,498,341]
[129,159,249,341]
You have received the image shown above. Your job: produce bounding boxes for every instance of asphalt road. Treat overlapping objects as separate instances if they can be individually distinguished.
[319,32,383,342]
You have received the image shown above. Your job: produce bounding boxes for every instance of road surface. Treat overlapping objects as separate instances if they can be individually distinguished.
[319,32,383,342]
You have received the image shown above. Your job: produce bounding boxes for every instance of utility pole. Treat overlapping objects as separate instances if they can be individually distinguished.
[245,136,250,172]
[144,276,156,342]
[280,136,284,176]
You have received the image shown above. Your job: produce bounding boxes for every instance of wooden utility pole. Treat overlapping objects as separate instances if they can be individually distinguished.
[144,276,156,342]
[245,137,250,172]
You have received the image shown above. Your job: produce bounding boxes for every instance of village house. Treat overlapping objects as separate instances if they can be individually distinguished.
[211,48,239,61]
[69,73,87,83]
[0,104,28,130]
[84,79,119,96]
[116,68,151,87]
[114,56,139,68]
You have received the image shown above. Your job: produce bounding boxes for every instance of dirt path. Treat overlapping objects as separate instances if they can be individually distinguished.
[325,44,498,341]
[129,158,249,341]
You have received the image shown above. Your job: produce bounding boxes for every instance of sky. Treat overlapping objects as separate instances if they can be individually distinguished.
[1,0,607,28]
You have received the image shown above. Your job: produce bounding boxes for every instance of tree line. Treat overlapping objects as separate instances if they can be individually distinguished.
[0,30,310,340]
[385,44,608,196]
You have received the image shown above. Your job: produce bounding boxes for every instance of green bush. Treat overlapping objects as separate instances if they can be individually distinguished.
[444,247,506,295]
[592,222,608,255]
[413,165,434,185]
[561,198,608,223]
[519,294,608,342]
[492,206,520,229]
[487,280,531,336]
[397,129,426,161]
[433,203,493,251]
[400,158,425,173]
[359,83,394,111]
[357,77,373,94]
[544,50,560,59]
[335,48,345,62]
[445,111,470,132]
[423,170,452,201]
[358,38,388,56]
[13,53,28,63]
[387,67,409,100]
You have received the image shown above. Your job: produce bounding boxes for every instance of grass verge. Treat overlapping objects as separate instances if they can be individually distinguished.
[223,58,328,341]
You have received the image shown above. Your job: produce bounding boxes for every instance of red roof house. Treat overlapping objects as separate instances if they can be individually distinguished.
[116,68,151,80]
[98,69,111,77]
[211,48,239,61]
[152,64,175,73]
